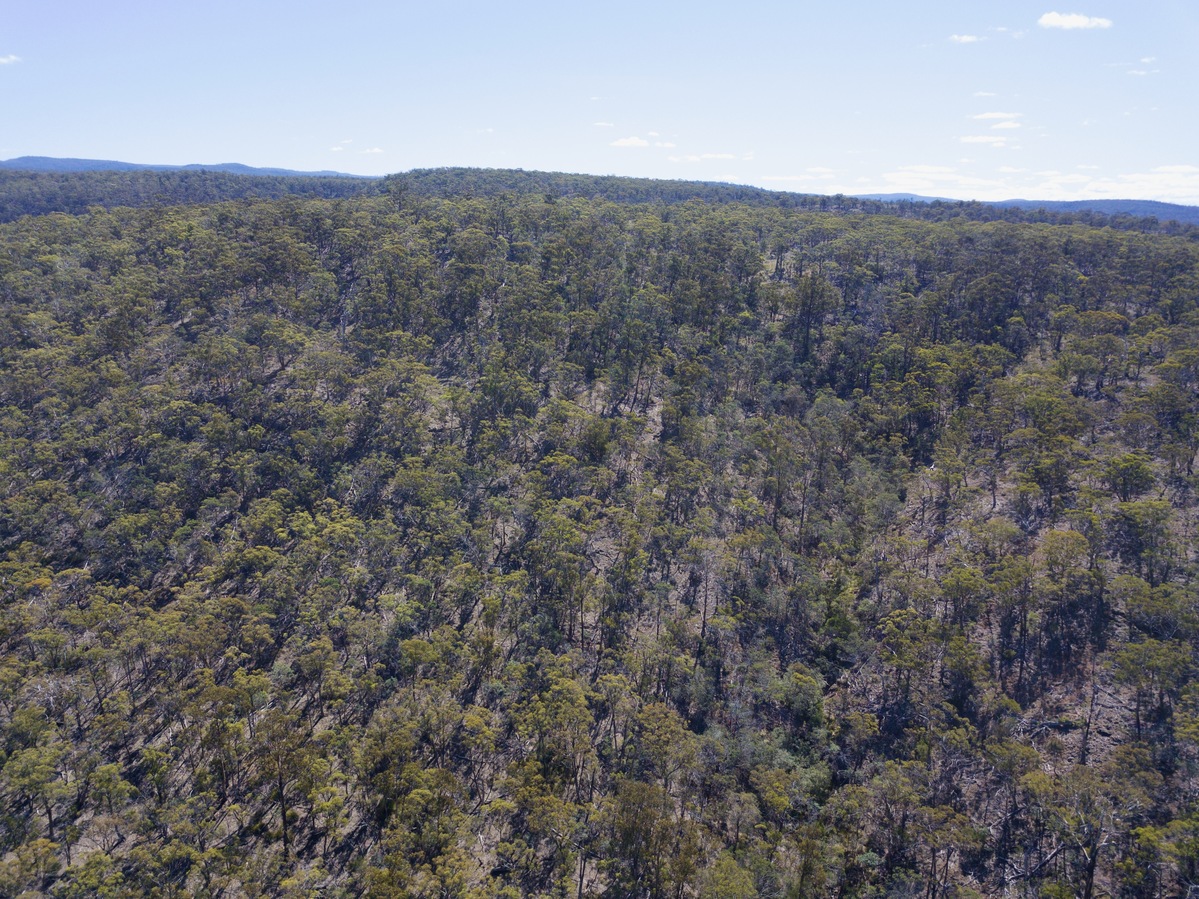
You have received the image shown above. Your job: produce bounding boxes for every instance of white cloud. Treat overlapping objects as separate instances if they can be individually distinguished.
[973,111,1022,120]
[330,147,344,152]
[648,131,659,137]
[760,172,852,193]
[1127,69,1158,76]
[763,157,1199,206]
[655,141,676,148]
[873,165,1008,198]
[950,34,982,43]
[1038,12,1112,30]
[961,136,1007,144]
[1141,56,1156,63]
[0,55,19,65]
[593,122,614,127]
[668,152,736,163]
[361,147,384,154]
[974,91,997,97]
[992,121,1022,129]
[611,136,649,147]
[760,168,838,184]
[1026,164,1199,203]
[850,159,1199,204]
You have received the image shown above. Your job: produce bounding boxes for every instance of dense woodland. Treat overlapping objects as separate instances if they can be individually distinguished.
[0,169,1198,898]
[6,166,1197,233]
[0,170,379,224]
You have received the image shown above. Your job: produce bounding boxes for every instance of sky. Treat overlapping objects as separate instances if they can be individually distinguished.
[4,1,1199,204]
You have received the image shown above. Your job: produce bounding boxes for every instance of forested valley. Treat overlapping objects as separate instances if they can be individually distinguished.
[1,169,1198,898]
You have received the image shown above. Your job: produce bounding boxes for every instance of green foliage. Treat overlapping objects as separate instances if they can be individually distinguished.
[0,177,1195,897]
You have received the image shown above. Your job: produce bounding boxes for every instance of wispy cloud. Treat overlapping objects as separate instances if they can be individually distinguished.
[869,165,1008,199]
[1030,165,1199,203]
[974,91,997,97]
[1038,12,1112,30]
[760,167,840,184]
[361,147,384,154]
[903,165,958,174]
[973,112,1022,120]
[1127,68,1159,76]
[0,55,20,65]
[655,141,676,148]
[961,136,1008,145]
[992,121,1022,130]
[611,136,649,147]
[668,152,736,163]
[950,34,982,43]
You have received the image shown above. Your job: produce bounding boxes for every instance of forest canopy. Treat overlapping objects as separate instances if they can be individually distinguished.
[0,173,1198,897]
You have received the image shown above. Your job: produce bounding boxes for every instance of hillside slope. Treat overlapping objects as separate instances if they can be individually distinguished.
[5,162,1197,236]
[0,189,1197,897]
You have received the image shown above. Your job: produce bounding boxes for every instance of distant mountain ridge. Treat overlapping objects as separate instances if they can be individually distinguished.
[856,191,1199,226]
[994,196,1199,224]
[0,156,371,179]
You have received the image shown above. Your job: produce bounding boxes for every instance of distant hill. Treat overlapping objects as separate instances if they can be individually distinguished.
[1,159,1197,234]
[0,168,382,222]
[855,192,958,203]
[856,191,1199,227]
[391,169,1199,233]
[0,156,370,179]
[994,197,1199,226]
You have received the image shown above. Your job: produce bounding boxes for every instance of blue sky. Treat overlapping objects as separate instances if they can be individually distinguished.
[5,1,1198,203]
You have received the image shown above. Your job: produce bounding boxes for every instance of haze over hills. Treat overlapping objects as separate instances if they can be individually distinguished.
[992,196,1199,225]
[856,191,1199,227]
[0,156,368,179]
